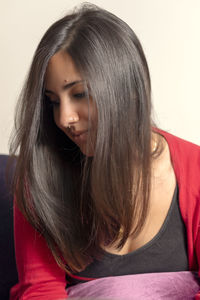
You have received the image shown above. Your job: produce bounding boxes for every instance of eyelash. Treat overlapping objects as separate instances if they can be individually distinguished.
[73,92,87,99]
[46,92,87,107]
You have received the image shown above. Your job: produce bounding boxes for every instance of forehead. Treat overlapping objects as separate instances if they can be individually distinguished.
[45,50,83,90]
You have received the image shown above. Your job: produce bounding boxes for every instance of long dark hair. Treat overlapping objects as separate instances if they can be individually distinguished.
[10,3,161,273]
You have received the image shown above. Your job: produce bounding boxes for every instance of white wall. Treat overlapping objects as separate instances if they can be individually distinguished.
[0,0,199,154]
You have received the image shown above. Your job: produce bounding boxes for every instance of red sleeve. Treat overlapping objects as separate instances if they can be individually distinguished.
[195,229,200,299]
[10,198,67,300]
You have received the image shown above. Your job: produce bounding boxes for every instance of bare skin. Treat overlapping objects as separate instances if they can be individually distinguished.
[45,50,97,157]
[102,134,177,255]
[45,51,176,255]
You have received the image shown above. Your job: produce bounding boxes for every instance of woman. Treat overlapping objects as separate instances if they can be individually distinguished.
[9,3,200,299]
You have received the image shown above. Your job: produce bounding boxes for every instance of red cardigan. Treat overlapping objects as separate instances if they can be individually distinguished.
[10,130,200,299]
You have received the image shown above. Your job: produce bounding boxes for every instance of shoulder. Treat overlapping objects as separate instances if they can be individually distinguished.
[154,128,200,164]
[154,128,200,197]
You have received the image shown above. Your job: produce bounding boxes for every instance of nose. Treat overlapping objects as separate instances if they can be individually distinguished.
[58,101,79,129]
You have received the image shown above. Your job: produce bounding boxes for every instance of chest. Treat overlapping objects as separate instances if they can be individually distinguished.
[102,166,177,255]
[66,177,189,287]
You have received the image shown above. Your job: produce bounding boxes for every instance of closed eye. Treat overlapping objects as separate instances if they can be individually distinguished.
[73,92,87,99]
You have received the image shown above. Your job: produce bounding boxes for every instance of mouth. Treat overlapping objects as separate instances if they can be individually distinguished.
[71,130,88,137]
[72,130,88,142]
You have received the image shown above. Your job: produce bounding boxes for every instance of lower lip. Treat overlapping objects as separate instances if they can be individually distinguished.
[73,131,88,143]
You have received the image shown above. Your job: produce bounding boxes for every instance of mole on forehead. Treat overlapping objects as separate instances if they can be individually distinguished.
[45,80,85,94]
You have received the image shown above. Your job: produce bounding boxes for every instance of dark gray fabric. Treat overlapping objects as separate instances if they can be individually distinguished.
[0,155,18,300]
[66,185,189,287]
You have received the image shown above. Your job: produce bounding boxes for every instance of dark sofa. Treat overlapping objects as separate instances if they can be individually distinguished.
[0,155,18,299]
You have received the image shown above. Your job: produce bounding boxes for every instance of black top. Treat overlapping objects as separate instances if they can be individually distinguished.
[66,185,189,287]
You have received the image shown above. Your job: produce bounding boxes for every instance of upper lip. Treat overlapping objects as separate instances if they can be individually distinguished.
[71,130,88,136]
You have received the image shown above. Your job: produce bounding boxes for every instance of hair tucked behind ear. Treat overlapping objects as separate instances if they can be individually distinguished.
[9,2,162,273]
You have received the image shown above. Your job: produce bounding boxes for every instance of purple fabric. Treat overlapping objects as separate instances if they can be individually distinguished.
[67,271,199,299]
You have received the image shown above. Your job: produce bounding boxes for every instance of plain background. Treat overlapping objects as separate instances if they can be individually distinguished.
[0,0,199,154]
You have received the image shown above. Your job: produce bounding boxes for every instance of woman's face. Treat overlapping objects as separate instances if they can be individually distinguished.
[45,50,97,156]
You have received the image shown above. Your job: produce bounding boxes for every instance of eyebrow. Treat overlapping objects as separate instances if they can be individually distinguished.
[45,80,84,94]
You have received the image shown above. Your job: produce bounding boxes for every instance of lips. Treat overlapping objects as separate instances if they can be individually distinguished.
[72,130,88,137]
[70,130,89,144]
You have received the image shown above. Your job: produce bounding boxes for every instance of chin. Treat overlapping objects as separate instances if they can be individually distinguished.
[79,145,94,157]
